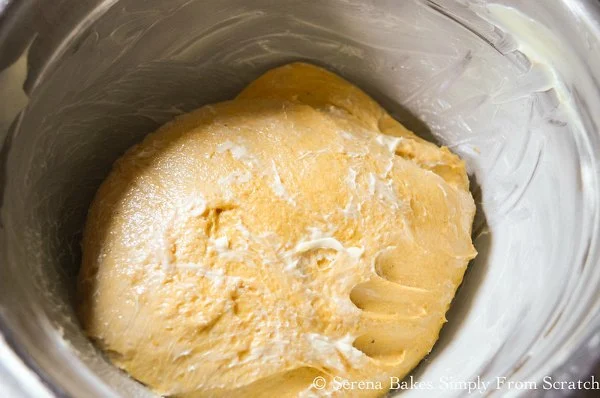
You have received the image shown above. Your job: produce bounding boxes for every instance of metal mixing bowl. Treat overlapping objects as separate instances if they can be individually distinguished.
[0,0,599,396]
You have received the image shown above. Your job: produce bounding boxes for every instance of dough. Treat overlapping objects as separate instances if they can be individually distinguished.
[78,62,477,397]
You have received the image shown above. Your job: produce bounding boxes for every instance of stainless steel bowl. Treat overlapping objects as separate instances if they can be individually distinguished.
[1,0,599,396]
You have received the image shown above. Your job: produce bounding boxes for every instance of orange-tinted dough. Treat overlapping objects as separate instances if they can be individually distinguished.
[78,63,476,397]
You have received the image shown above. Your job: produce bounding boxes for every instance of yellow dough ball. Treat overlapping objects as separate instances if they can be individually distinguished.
[77,62,477,397]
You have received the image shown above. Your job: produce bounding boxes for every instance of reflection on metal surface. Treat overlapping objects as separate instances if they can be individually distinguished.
[0,0,598,397]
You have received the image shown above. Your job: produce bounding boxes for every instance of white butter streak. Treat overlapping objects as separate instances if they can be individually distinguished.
[269,160,296,205]
[294,237,363,260]
[375,134,403,153]
[216,140,249,160]
[218,170,252,186]
[305,333,367,371]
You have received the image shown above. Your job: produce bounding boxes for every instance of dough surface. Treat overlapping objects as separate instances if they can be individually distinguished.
[78,62,477,397]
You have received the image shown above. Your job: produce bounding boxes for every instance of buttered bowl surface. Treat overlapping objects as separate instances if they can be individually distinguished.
[0,0,599,397]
